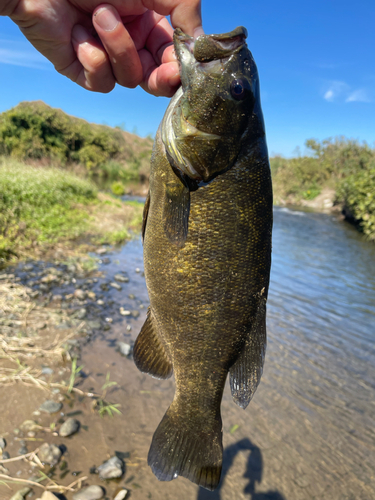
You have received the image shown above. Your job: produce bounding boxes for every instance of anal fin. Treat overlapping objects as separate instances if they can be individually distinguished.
[230,298,267,409]
[133,308,173,379]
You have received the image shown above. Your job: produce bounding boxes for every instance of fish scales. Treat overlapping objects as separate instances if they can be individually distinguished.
[134,26,272,490]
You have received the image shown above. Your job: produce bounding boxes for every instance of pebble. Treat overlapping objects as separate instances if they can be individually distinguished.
[38,442,62,466]
[114,489,128,500]
[74,289,86,300]
[24,264,34,271]
[114,274,129,283]
[27,431,36,438]
[117,342,132,357]
[51,294,63,301]
[9,487,31,500]
[1,451,10,459]
[97,456,124,479]
[76,308,87,319]
[126,325,132,332]
[41,366,54,375]
[109,282,122,291]
[128,294,135,300]
[0,437,6,449]
[119,308,131,316]
[105,317,113,323]
[18,442,28,455]
[87,291,96,300]
[97,299,104,306]
[39,400,62,414]
[96,247,107,255]
[131,310,140,318]
[135,268,141,273]
[60,418,80,437]
[73,485,104,500]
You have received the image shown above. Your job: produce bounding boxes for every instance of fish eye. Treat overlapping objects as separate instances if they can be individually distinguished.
[230,78,250,101]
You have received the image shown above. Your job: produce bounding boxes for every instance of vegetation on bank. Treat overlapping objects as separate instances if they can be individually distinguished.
[271,137,375,240]
[0,101,153,190]
[0,158,144,263]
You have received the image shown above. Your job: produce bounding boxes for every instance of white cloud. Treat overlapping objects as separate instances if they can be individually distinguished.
[0,40,50,69]
[346,89,371,103]
[323,81,349,102]
[323,80,372,104]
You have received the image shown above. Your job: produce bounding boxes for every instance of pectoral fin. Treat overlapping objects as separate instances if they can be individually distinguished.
[142,190,150,242]
[163,176,190,247]
[229,298,267,409]
[133,308,173,379]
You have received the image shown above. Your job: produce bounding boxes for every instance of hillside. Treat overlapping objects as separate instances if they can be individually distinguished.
[0,101,153,190]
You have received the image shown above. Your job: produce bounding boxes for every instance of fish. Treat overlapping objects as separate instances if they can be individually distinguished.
[133,26,273,491]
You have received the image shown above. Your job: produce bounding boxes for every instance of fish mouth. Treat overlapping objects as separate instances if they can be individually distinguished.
[174,26,247,65]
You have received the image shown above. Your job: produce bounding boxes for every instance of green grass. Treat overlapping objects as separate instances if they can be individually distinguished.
[0,158,97,258]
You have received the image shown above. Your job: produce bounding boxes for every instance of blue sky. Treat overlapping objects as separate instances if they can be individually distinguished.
[0,0,374,157]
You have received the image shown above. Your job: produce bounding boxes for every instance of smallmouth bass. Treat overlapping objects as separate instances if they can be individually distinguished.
[133,26,272,490]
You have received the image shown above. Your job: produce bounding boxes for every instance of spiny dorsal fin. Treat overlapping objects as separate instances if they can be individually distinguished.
[133,308,173,379]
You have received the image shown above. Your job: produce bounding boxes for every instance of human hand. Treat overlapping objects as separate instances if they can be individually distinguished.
[2,0,202,97]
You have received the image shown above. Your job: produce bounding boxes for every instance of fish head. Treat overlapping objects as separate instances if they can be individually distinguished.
[162,26,262,182]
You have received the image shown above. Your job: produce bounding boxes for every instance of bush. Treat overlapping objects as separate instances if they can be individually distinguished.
[111,181,125,196]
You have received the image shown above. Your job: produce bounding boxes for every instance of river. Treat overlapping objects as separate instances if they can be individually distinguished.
[79,205,375,499]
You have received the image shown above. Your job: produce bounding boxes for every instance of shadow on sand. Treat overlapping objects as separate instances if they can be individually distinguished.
[197,438,286,500]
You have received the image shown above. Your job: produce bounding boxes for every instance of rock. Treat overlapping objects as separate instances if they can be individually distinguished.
[128,294,135,300]
[41,274,58,283]
[102,257,111,264]
[114,274,129,283]
[87,291,96,300]
[51,294,63,301]
[87,320,101,329]
[114,489,128,500]
[76,308,87,319]
[60,418,80,437]
[0,437,6,449]
[24,264,34,272]
[96,247,107,255]
[97,456,124,479]
[135,268,141,273]
[100,283,109,291]
[97,299,104,306]
[126,325,132,332]
[109,282,122,291]
[9,487,31,500]
[119,308,131,316]
[39,400,62,414]
[117,342,132,357]
[131,310,140,318]
[41,366,54,375]
[74,289,86,300]
[38,442,62,466]
[73,485,105,500]
[18,440,28,455]
[2,451,10,460]
[27,431,36,438]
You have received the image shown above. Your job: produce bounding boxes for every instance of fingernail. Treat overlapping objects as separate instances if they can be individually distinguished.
[72,25,90,45]
[193,26,205,39]
[94,6,119,32]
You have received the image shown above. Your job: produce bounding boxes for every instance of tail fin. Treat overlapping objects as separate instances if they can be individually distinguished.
[148,402,223,490]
